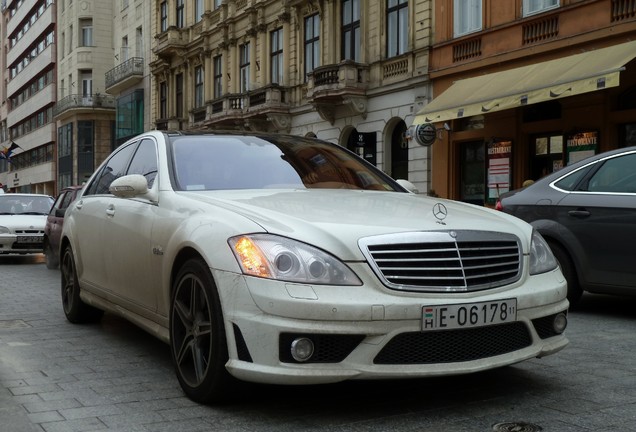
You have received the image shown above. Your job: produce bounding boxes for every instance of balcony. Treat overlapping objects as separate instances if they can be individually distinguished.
[53,93,116,120]
[203,85,291,132]
[153,27,188,59]
[105,57,144,94]
[306,61,369,124]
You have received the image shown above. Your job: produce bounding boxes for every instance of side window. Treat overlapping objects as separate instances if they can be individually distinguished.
[50,192,67,215]
[127,138,158,188]
[553,165,594,191]
[587,153,636,193]
[59,191,74,210]
[84,142,137,195]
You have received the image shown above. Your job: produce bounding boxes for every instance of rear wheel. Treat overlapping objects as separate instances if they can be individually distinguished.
[44,239,59,269]
[170,258,238,404]
[547,240,582,307]
[60,245,103,323]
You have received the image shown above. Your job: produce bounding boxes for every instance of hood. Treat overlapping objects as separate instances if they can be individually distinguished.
[182,189,533,260]
[0,214,47,231]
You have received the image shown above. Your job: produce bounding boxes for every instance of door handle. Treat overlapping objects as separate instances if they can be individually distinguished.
[568,209,590,218]
[106,204,115,217]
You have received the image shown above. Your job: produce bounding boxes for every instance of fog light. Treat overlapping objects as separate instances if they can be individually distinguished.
[553,312,567,334]
[290,337,314,362]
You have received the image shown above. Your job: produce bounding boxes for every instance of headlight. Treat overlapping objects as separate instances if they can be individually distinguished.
[0,226,9,234]
[529,230,558,275]
[229,234,362,285]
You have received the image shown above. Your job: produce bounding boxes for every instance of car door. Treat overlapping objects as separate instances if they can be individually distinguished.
[48,189,76,253]
[73,143,138,292]
[101,138,159,313]
[555,152,636,289]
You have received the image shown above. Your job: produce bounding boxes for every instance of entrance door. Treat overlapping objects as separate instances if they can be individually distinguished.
[530,133,563,181]
[460,141,485,206]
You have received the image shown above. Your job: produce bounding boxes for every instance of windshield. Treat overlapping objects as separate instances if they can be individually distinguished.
[0,195,54,215]
[170,134,403,192]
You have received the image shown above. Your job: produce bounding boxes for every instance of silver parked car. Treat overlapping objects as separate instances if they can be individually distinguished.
[497,146,636,305]
[61,131,568,403]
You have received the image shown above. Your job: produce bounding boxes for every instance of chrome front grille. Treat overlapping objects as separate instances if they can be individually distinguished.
[360,231,522,292]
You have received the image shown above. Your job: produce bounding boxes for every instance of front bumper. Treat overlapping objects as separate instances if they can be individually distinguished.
[0,234,44,254]
[213,264,569,385]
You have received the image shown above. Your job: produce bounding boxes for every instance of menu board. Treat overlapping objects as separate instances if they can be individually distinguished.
[487,140,512,203]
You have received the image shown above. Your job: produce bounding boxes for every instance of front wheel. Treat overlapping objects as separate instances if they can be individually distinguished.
[60,245,103,323]
[547,240,582,307]
[170,258,238,404]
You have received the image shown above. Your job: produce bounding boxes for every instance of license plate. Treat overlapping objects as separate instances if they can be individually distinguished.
[17,235,43,244]
[422,299,517,331]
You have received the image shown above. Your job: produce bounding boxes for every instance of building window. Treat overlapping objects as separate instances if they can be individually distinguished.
[175,73,183,118]
[387,0,408,57]
[341,0,360,62]
[240,43,250,93]
[454,0,482,37]
[531,134,564,180]
[160,81,167,118]
[270,28,283,84]
[213,55,222,98]
[523,0,559,17]
[116,90,144,144]
[121,36,129,61]
[80,18,93,46]
[304,14,320,81]
[176,0,184,28]
[160,1,168,32]
[195,0,204,22]
[80,71,92,97]
[194,66,204,108]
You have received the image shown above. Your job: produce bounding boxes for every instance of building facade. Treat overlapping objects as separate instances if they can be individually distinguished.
[105,0,153,147]
[54,0,116,189]
[413,0,636,205]
[1,0,57,194]
[148,0,433,192]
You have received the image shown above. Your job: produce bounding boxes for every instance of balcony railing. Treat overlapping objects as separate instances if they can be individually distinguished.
[306,61,369,99]
[105,57,144,90]
[53,93,116,117]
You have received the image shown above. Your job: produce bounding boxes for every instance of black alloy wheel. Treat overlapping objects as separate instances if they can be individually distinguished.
[60,245,103,323]
[170,258,237,403]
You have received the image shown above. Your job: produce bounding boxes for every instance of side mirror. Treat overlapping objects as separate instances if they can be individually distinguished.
[109,174,149,198]
[396,179,419,194]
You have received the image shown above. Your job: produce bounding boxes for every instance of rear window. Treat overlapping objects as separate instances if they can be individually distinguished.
[553,165,594,191]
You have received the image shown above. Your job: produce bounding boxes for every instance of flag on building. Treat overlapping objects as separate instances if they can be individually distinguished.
[0,142,22,162]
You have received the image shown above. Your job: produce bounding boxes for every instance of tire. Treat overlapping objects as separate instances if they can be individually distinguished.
[170,258,238,404]
[60,245,104,323]
[547,240,583,307]
[44,239,59,270]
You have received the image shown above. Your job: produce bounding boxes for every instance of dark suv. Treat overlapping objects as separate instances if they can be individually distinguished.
[43,185,83,269]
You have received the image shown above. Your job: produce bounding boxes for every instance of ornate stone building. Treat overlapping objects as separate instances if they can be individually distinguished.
[149,0,433,192]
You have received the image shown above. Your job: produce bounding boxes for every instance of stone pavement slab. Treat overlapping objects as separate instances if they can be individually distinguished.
[2,255,636,432]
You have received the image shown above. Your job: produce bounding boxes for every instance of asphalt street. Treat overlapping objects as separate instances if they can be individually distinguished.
[1,255,636,432]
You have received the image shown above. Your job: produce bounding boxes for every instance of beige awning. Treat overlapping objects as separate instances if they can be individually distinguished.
[413,40,636,125]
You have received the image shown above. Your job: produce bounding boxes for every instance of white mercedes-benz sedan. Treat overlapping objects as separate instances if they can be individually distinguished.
[60,131,568,403]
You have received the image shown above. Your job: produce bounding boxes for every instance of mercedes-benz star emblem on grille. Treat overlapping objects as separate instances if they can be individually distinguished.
[432,203,448,224]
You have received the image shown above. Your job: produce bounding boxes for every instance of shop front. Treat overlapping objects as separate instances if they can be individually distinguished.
[411,40,636,206]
